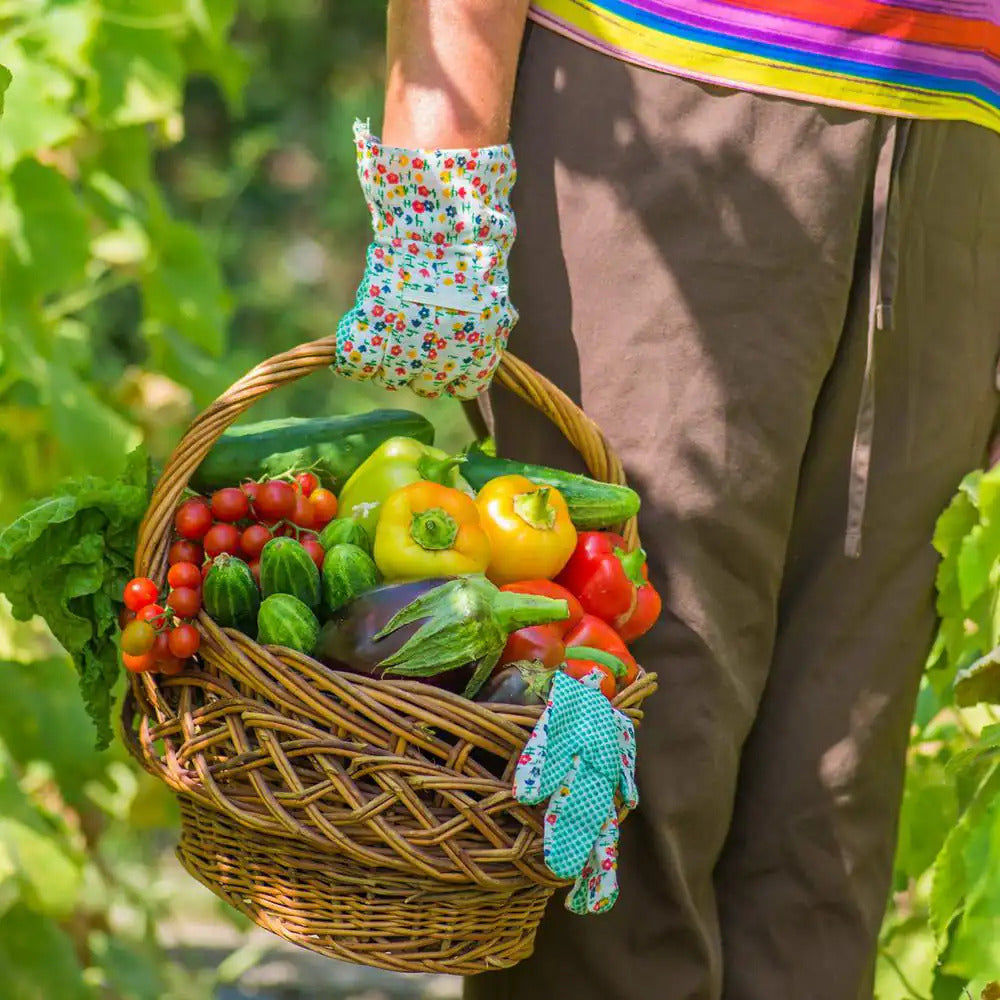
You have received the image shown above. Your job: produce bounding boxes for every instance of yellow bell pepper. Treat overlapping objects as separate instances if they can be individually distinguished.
[374,481,492,581]
[475,475,577,585]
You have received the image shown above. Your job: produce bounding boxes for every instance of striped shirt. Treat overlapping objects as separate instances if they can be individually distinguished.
[527,0,1000,134]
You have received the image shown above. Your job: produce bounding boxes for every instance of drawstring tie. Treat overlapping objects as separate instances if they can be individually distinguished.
[845,118,911,559]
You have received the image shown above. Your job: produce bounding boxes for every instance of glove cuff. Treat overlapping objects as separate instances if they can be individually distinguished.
[351,119,517,253]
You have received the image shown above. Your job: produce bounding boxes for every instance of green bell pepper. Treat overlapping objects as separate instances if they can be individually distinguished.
[336,436,470,538]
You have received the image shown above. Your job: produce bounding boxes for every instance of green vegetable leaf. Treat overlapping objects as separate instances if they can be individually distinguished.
[0,446,152,747]
[0,904,93,1000]
[954,648,1000,708]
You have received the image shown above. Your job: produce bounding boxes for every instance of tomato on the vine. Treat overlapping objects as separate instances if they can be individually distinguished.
[124,577,159,612]
[241,481,260,503]
[294,472,319,497]
[300,534,325,571]
[240,524,271,560]
[211,487,250,523]
[254,480,296,522]
[118,607,136,630]
[169,539,204,566]
[168,624,201,658]
[175,498,213,540]
[157,655,187,676]
[151,632,172,662]
[167,561,202,590]
[291,494,315,530]
[121,620,156,656]
[204,523,242,558]
[137,603,167,628]
[123,651,156,673]
[169,587,202,619]
[308,488,338,527]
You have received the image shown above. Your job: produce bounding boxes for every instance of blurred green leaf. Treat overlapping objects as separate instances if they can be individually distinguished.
[0,904,93,1000]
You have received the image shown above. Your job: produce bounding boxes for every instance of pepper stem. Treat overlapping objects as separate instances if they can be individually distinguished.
[416,454,461,486]
[565,645,627,679]
[409,507,459,550]
[513,488,556,530]
[615,546,647,589]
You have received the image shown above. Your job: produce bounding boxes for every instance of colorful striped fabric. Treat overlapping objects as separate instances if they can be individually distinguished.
[527,0,1000,134]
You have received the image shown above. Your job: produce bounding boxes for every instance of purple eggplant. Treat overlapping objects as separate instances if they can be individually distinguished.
[315,575,571,698]
[475,661,553,706]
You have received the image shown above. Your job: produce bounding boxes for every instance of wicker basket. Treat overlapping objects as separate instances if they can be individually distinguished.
[121,342,658,976]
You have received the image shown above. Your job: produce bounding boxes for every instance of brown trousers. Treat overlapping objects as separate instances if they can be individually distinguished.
[465,23,1000,1000]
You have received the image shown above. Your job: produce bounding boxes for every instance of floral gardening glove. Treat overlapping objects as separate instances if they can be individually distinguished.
[514,669,638,914]
[335,120,518,400]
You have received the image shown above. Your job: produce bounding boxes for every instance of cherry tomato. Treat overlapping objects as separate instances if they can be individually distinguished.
[254,480,296,522]
[211,487,250,523]
[174,498,213,540]
[294,472,319,497]
[308,488,338,527]
[157,655,188,676]
[561,659,617,700]
[151,632,172,662]
[201,561,213,583]
[301,534,325,571]
[123,651,156,673]
[167,561,203,590]
[168,587,202,619]
[240,524,271,561]
[273,522,298,538]
[168,623,201,658]
[118,607,136,630]
[169,539,204,566]
[124,577,159,612]
[204,522,242,558]
[121,620,156,656]
[137,603,167,628]
[248,560,262,586]
[291,494,315,530]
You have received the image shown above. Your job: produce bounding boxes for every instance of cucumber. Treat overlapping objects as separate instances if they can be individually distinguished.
[257,594,320,655]
[203,554,260,633]
[322,543,381,613]
[461,450,640,529]
[318,517,372,555]
[259,537,321,610]
[190,410,435,493]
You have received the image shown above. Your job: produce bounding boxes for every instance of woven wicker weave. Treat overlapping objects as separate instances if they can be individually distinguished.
[122,340,657,975]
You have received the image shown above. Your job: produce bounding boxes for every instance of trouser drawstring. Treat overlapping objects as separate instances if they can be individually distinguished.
[845,117,911,559]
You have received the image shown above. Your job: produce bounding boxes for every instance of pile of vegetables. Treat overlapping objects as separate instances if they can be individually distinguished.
[0,407,661,746]
[119,416,660,706]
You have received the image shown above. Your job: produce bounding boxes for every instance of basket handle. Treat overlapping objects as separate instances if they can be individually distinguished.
[134,340,638,580]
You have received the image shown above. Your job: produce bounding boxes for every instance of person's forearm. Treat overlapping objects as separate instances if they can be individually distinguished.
[383,0,530,148]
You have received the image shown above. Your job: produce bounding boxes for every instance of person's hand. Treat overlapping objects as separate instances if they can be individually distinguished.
[514,669,638,914]
[334,121,518,400]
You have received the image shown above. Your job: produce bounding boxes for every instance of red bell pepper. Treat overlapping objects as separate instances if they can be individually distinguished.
[564,614,638,687]
[617,563,663,643]
[499,624,566,670]
[562,645,627,700]
[556,531,647,629]
[498,580,584,670]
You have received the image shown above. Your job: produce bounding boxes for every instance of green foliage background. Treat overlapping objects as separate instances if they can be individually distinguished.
[0,2,995,997]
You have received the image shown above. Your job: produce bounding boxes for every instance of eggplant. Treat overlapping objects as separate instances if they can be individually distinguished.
[316,577,453,675]
[475,662,552,706]
[315,575,571,698]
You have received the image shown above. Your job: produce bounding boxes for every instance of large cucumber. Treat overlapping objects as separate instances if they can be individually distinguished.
[203,555,260,633]
[190,410,435,493]
[461,450,640,529]
[259,537,321,610]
